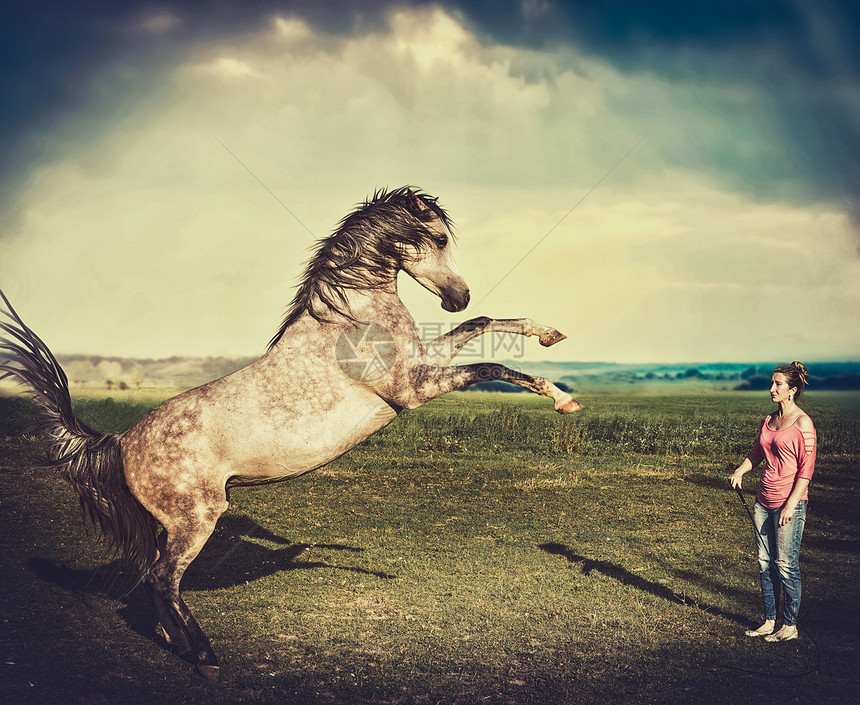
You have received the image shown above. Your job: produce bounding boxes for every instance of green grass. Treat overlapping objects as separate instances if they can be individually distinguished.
[1,390,858,704]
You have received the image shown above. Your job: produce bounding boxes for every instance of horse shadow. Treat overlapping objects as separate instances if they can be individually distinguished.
[28,514,394,649]
[185,513,395,590]
[539,542,751,626]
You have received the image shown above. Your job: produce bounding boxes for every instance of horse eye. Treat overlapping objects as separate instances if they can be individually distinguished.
[435,235,448,248]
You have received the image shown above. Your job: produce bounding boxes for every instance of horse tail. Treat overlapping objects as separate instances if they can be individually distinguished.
[0,291,158,585]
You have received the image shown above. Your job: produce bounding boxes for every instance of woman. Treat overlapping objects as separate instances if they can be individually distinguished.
[729,362,816,642]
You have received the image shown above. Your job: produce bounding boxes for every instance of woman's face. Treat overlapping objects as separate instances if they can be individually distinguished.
[770,372,796,404]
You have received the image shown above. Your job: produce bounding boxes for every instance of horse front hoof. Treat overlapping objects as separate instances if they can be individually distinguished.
[539,329,567,347]
[555,395,584,414]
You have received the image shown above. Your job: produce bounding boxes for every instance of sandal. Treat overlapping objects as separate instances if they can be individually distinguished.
[764,625,798,642]
[744,620,775,637]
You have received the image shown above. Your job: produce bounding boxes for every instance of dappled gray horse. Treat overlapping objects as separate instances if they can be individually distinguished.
[0,187,581,679]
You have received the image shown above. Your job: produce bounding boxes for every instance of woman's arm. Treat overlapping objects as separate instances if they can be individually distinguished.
[779,478,810,526]
[779,415,816,526]
[729,454,760,489]
[729,419,767,489]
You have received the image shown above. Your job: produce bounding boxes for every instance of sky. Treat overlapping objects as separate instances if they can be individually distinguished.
[1,0,859,364]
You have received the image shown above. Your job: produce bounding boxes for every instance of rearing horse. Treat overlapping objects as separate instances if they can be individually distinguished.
[0,187,581,680]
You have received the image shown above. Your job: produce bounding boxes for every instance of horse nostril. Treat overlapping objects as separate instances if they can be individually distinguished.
[462,290,471,307]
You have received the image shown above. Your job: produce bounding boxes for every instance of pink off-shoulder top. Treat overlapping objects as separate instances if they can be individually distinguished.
[749,414,817,508]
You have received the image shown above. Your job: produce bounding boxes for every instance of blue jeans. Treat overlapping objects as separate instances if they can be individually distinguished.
[752,500,807,626]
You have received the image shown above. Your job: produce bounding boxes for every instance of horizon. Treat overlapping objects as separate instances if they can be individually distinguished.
[4,352,857,397]
[1,2,858,363]
[46,353,860,366]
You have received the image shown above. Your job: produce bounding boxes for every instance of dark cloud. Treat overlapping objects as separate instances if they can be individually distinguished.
[452,0,860,220]
[2,1,859,226]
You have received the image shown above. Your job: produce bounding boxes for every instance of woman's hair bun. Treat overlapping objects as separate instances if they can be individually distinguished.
[773,361,809,398]
[791,361,809,385]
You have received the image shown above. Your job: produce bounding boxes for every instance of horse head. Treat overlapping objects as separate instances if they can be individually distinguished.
[399,190,470,313]
[269,187,471,350]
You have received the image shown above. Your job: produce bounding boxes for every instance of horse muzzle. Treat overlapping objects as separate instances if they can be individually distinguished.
[441,288,470,312]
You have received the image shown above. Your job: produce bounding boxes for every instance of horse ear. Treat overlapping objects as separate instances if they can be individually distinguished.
[406,189,426,214]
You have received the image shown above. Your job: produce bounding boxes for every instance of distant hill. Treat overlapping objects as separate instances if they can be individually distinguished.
[53,354,257,391]
[33,356,860,394]
[498,360,860,393]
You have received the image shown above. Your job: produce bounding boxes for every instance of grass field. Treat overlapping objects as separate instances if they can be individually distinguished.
[1,390,858,705]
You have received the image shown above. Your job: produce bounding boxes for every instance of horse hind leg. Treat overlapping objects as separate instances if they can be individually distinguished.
[147,533,221,680]
[145,531,191,655]
[144,502,226,681]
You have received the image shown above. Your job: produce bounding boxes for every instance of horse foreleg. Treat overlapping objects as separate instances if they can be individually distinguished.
[423,317,567,366]
[398,362,583,413]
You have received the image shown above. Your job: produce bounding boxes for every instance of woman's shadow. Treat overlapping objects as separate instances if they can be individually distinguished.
[28,514,394,649]
[539,542,751,625]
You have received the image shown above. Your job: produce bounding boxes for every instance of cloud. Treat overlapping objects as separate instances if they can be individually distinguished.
[4,2,858,216]
[135,10,181,34]
[440,175,859,363]
[1,6,857,363]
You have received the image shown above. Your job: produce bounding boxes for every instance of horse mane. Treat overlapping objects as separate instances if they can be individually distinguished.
[268,186,453,350]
